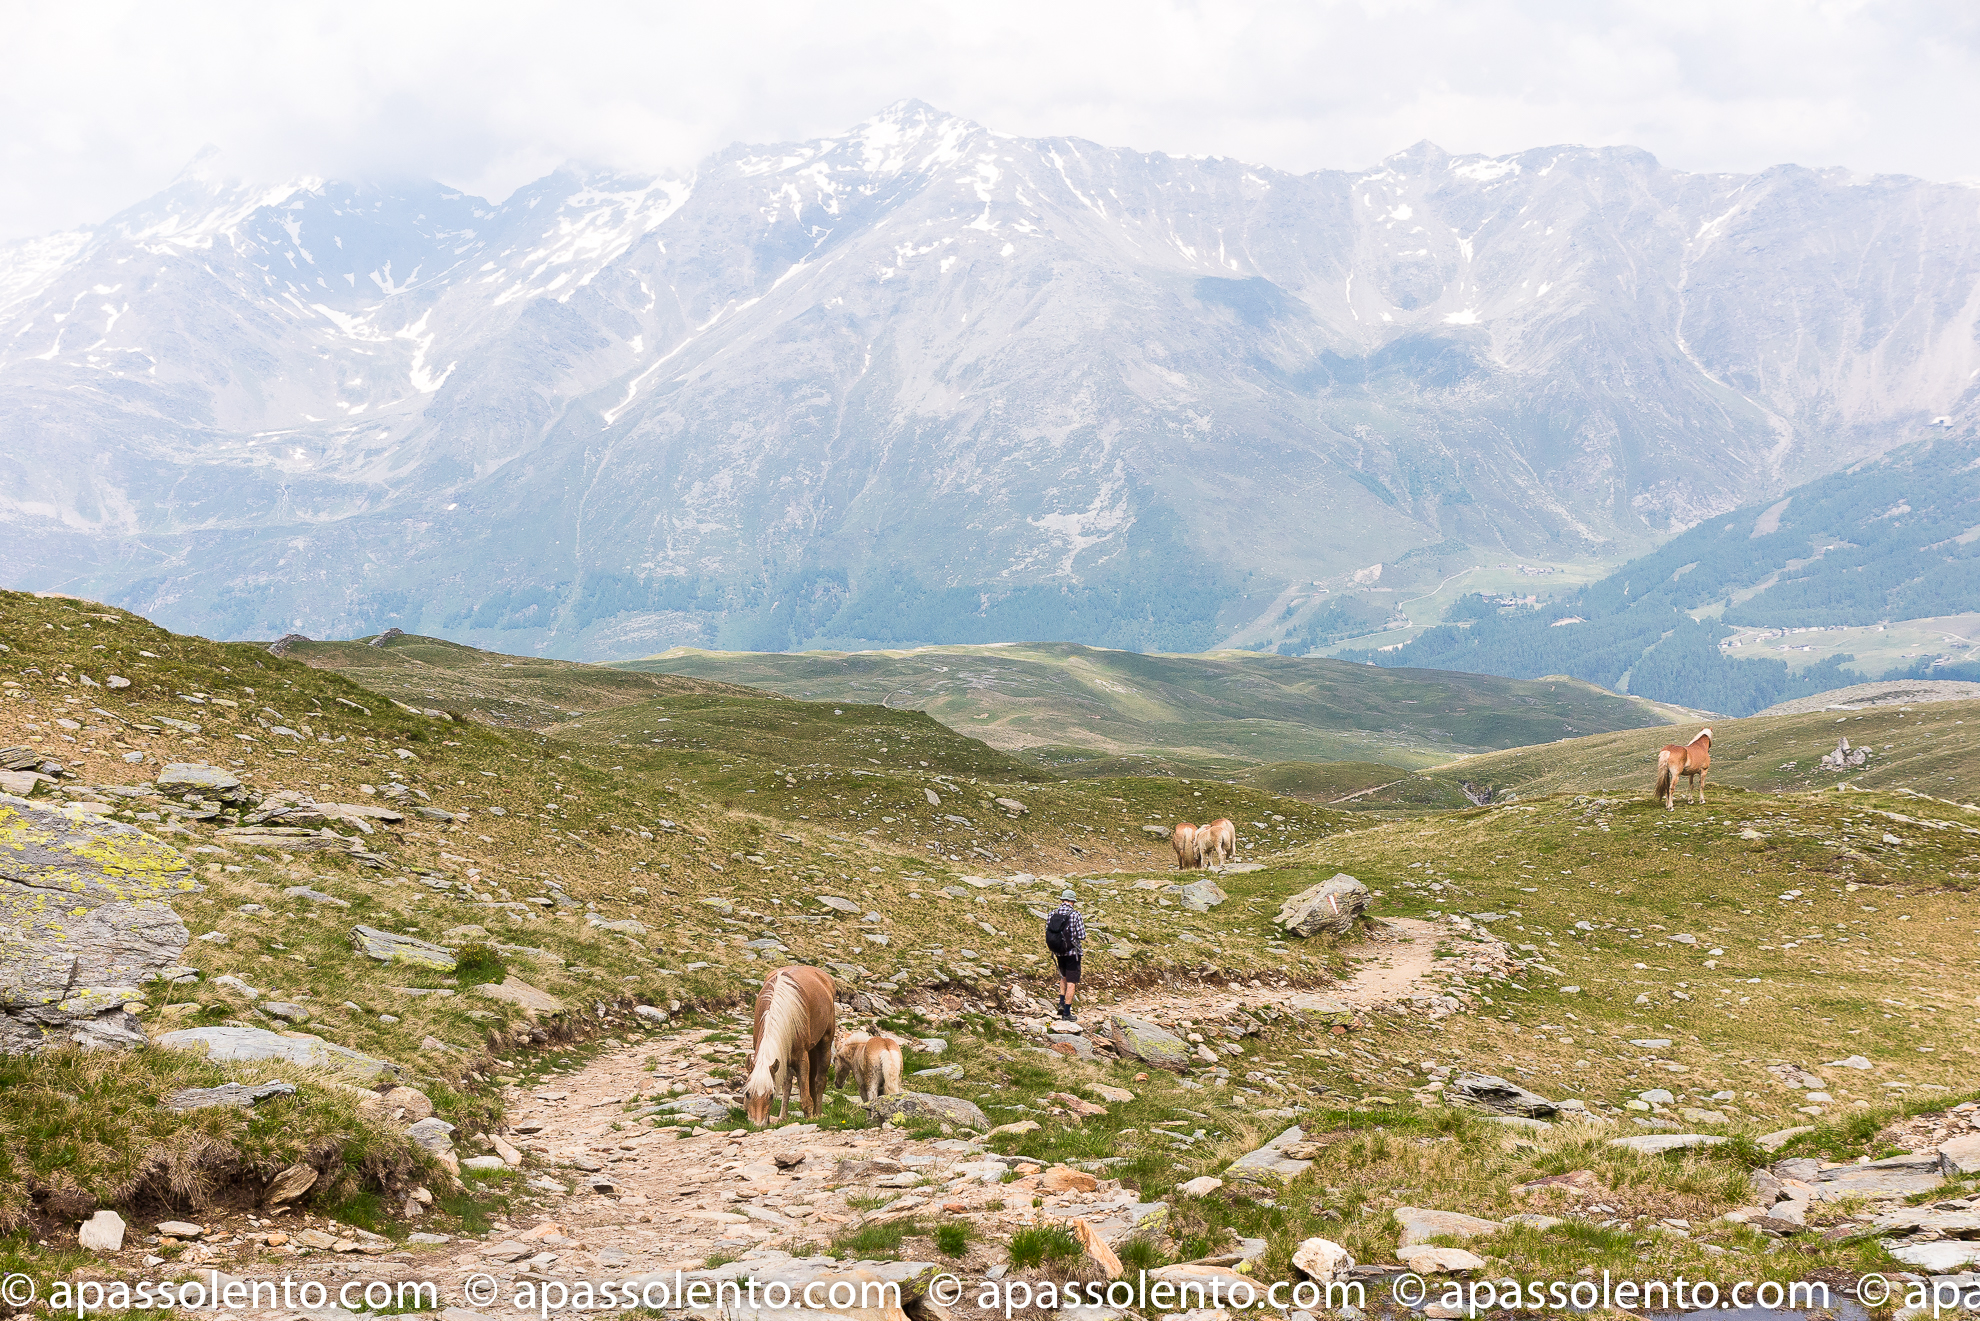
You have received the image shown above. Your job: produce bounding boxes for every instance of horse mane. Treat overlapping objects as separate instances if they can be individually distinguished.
[745,971,806,1098]
[1690,728,1712,745]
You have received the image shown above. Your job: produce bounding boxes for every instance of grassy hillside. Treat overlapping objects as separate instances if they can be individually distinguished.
[0,592,1346,1247]
[618,642,1670,773]
[11,592,1980,1296]
[1423,698,1980,804]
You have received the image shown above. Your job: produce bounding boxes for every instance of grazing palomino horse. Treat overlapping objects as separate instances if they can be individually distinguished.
[1655,728,1712,809]
[832,1028,904,1101]
[1171,822,1200,869]
[1197,818,1236,868]
[743,965,837,1124]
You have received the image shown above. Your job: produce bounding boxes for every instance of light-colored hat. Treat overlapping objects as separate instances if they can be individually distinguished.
[1061,888,1077,901]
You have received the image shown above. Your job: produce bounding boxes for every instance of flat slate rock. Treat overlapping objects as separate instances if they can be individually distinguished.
[1807,1164,1946,1201]
[657,1095,733,1123]
[1940,1134,1980,1175]
[162,1080,297,1112]
[155,1025,397,1081]
[1397,1245,1487,1274]
[1607,1133,1725,1153]
[155,763,244,797]
[285,886,349,907]
[1394,1206,1503,1246]
[1445,1073,1558,1118]
[351,925,457,969]
[472,976,565,1014]
[1226,1125,1314,1185]
[1888,1242,1980,1272]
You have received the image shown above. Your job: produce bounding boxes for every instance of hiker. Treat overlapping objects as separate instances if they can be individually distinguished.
[1044,888,1085,1021]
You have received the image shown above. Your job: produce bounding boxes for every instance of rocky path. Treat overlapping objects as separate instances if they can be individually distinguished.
[403,919,1482,1303]
[330,1028,1157,1318]
[1095,916,1500,1026]
[116,920,1490,1318]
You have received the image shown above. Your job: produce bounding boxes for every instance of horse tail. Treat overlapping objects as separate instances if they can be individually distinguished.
[1654,751,1674,801]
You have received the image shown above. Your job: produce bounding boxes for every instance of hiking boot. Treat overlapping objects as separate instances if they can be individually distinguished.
[1056,1003,1074,1021]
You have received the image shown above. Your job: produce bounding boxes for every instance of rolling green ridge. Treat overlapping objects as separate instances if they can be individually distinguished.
[616,642,1672,774]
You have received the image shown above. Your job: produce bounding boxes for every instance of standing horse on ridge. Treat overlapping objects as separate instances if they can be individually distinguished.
[743,965,837,1124]
[1654,728,1712,809]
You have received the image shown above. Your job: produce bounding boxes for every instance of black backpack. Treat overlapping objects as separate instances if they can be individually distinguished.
[1045,909,1075,955]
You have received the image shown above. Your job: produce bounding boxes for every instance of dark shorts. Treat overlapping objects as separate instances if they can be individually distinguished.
[1056,952,1081,984]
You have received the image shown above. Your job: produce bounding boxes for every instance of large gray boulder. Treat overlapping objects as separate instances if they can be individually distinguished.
[1103,1014,1192,1070]
[865,1091,990,1131]
[1444,1072,1559,1118]
[1177,879,1227,912]
[1274,874,1369,937]
[155,1025,398,1081]
[0,793,198,1053]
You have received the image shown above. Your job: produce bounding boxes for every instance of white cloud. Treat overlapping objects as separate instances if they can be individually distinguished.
[3,0,1976,241]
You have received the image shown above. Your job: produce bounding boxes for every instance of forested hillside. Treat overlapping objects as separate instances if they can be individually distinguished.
[1348,435,1980,714]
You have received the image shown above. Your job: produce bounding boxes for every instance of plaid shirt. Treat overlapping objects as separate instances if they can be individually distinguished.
[1051,902,1085,955]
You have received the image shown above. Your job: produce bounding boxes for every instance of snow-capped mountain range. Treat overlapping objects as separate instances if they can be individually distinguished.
[3,102,1975,656]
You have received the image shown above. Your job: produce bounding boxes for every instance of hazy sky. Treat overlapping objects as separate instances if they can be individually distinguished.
[4,0,1976,242]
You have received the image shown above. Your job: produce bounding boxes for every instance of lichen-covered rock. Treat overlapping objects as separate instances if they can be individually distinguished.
[1274,874,1369,937]
[864,1091,990,1131]
[0,792,198,1053]
[1103,1014,1192,1070]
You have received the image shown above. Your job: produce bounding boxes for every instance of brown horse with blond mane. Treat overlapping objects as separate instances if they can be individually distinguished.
[1654,728,1712,810]
[743,964,837,1124]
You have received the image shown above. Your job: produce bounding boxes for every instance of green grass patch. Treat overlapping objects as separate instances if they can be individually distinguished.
[1007,1225,1083,1269]
[831,1219,921,1260]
